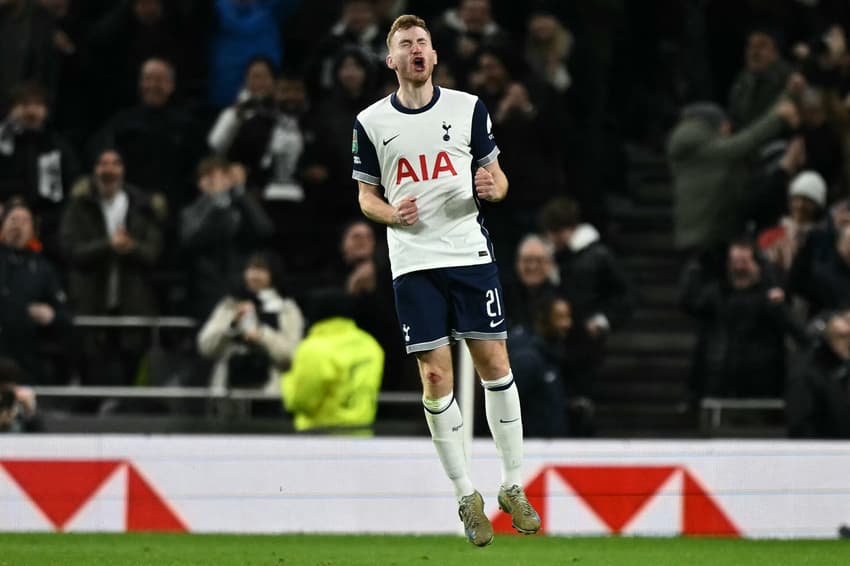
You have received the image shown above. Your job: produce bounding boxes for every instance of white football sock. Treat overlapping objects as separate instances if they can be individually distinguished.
[482,371,523,488]
[423,393,475,500]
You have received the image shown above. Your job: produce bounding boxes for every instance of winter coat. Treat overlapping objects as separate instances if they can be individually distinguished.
[789,234,850,314]
[208,0,299,108]
[681,265,808,398]
[59,179,162,315]
[198,291,304,391]
[0,244,70,382]
[555,224,634,331]
[179,186,274,318]
[787,341,850,438]
[668,111,785,249]
[282,317,384,433]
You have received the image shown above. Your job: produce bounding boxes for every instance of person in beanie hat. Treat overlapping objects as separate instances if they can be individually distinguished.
[759,170,828,274]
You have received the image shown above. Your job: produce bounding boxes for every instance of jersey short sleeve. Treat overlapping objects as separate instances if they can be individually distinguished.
[470,98,499,167]
[352,118,381,185]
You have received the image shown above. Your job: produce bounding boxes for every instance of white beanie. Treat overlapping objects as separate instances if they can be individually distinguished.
[789,171,827,208]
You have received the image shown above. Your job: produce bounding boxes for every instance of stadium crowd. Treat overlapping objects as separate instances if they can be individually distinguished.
[2,0,850,437]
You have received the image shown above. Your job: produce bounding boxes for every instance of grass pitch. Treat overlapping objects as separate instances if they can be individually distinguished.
[0,533,846,566]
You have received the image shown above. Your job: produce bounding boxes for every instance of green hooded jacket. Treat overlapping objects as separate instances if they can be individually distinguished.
[668,110,784,249]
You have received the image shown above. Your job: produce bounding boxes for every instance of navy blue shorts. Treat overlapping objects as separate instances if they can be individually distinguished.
[393,263,508,354]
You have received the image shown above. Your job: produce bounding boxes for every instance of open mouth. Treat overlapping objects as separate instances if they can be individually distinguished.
[413,57,425,71]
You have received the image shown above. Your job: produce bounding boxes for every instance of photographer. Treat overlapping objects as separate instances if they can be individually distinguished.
[208,57,279,191]
[197,251,304,392]
[0,358,41,433]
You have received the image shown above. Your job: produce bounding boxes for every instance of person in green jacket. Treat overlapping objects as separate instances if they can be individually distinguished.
[668,99,799,258]
[281,289,384,434]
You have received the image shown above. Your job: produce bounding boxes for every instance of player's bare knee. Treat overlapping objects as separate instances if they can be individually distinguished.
[425,371,444,385]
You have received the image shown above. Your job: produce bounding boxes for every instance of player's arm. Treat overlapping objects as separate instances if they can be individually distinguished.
[475,159,508,202]
[470,98,507,202]
[358,182,418,226]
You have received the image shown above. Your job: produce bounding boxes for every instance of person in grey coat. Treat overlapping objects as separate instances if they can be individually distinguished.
[668,100,799,260]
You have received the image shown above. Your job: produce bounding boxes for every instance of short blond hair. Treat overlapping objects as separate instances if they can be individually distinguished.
[386,14,429,49]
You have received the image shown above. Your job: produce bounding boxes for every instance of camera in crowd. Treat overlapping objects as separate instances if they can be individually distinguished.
[236,96,278,121]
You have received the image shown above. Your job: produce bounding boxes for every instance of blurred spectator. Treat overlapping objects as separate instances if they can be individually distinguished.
[470,46,567,257]
[541,196,634,434]
[541,196,634,344]
[313,48,378,220]
[743,135,807,232]
[0,358,41,432]
[60,148,162,385]
[180,157,274,319]
[503,234,557,332]
[792,24,850,96]
[208,57,278,190]
[0,0,56,113]
[208,0,299,109]
[523,10,573,95]
[88,0,183,117]
[198,251,304,392]
[799,87,844,193]
[282,288,384,434]
[668,100,798,267]
[790,224,850,315]
[326,220,413,391]
[0,201,70,383]
[265,74,326,202]
[728,28,793,129]
[507,294,570,438]
[308,0,388,95]
[38,0,92,146]
[0,82,79,254]
[681,239,808,402]
[758,170,827,275]
[787,309,850,438]
[90,58,204,214]
[431,0,512,87]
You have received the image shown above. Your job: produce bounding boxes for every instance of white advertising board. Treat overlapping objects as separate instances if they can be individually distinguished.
[1,436,849,538]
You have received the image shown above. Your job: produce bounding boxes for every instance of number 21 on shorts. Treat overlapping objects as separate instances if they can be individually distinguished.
[485,288,503,318]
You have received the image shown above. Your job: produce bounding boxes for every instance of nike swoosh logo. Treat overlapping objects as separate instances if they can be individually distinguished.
[451,422,463,432]
[489,319,504,328]
[499,417,520,424]
[382,134,400,146]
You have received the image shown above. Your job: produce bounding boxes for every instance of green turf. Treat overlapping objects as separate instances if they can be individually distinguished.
[0,533,846,566]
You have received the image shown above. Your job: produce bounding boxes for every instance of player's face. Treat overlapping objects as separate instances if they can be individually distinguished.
[387,26,437,86]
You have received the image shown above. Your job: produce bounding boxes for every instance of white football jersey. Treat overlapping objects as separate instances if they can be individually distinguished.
[352,86,500,279]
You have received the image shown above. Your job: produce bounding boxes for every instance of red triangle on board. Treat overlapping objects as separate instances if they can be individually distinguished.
[126,465,187,532]
[0,460,121,530]
[682,471,739,537]
[556,466,677,533]
[491,468,547,534]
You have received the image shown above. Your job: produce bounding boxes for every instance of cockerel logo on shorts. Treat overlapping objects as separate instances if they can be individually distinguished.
[402,324,411,342]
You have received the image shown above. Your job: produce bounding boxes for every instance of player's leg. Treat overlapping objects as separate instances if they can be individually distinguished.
[394,270,492,546]
[450,264,540,534]
[416,344,474,499]
[467,338,540,534]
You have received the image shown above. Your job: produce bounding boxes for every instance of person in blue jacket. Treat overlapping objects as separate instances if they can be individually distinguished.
[209,0,300,109]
